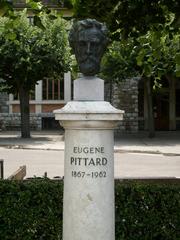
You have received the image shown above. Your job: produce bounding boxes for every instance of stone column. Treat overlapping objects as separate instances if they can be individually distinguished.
[55,18,124,240]
[64,72,71,102]
[54,78,123,240]
[35,80,42,114]
[9,94,14,114]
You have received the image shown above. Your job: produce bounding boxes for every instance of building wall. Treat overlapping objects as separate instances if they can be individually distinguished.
[1,75,179,132]
[0,113,42,130]
[0,92,9,129]
[112,77,140,133]
[12,104,36,113]
[0,72,71,130]
[0,93,9,113]
[42,104,64,113]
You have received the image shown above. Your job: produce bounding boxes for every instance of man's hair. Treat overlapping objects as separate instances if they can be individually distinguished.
[69,19,109,51]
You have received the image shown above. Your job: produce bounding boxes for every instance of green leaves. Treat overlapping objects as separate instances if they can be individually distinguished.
[102,22,180,87]
[101,39,139,83]
[71,0,180,40]
[5,32,16,40]
[0,180,64,239]
[33,15,45,30]
[136,49,145,67]
[0,180,179,239]
[0,0,13,17]
[175,53,180,77]
[115,181,180,240]
[0,11,71,94]
[26,0,43,11]
[175,53,180,65]
[175,65,180,77]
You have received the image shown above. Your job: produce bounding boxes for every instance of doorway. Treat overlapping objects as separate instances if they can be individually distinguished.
[153,89,169,130]
[138,77,171,131]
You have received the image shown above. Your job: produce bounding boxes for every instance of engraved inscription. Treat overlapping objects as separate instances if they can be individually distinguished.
[73,146,104,154]
[70,145,108,179]
[70,157,107,166]
[72,171,106,178]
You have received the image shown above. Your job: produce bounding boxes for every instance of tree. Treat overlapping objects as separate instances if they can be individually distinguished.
[101,20,180,137]
[135,22,180,136]
[0,11,71,138]
[71,0,180,137]
[70,0,180,39]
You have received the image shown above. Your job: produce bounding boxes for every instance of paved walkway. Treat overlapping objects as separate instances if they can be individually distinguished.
[0,130,180,156]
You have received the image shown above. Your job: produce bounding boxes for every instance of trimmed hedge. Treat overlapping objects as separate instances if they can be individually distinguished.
[115,181,180,240]
[0,179,180,240]
[0,180,63,240]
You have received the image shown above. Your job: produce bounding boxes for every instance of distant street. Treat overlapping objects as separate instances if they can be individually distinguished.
[0,148,180,179]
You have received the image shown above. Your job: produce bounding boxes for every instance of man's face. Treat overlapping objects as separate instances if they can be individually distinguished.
[75,28,104,76]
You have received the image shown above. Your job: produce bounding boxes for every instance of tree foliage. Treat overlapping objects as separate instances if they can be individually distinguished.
[101,19,180,84]
[0,0,13,17]
[136,20,180,81]
[71,0,180,82]
[0,10,71,93]
[97,2,180,137]
[101,39,139,82]
[70,0,180,39]
[0,10,71,137]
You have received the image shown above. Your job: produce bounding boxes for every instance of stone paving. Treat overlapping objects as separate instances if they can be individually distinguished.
[0,131,180,179]
[0,130,180,155]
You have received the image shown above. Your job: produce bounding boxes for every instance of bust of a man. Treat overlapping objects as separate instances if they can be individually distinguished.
[69,19,109,76]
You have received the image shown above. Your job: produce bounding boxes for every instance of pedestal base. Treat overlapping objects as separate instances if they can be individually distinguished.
[63,129,114,240]
[54,101,124,240]
[74,76,104,101]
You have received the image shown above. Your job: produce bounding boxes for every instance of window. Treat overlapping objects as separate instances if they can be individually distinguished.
[42,78,64,100]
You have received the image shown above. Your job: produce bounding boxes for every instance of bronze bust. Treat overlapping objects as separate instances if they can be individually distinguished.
[69,19,109,76]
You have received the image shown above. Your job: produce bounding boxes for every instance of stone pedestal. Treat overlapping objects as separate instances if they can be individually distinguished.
[54,101,124,240]
[74,76,104,101]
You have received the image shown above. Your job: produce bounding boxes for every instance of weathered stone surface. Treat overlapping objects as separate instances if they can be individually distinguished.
[107,77,140,133]
[74,76,104,101]
[63,127,115,240]
[0,93,9,113]
[54,101,123,240]
[0,113,42,130]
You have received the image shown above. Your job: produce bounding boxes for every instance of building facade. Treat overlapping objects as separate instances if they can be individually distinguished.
[1,1,179,132]
[107,78,139,133]
[110,77,180,133]
[0,73,71,130]
[1,75,180,132]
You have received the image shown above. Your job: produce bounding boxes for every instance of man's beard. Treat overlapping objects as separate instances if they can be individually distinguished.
[79,57,100,76]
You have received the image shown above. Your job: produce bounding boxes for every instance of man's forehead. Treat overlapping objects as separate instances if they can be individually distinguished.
[78,29,102,42]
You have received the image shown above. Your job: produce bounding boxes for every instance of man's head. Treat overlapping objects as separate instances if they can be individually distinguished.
[69,19,109,76]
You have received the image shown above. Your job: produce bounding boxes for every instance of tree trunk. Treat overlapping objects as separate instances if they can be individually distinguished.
[167,75,176,130]
[19,86,31,138]
[144,77,155,138]
[144,80,149,130]
[109,78,113,104]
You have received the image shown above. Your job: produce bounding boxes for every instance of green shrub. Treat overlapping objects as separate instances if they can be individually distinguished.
[0,179,63,240]
[115,181,180,240]
[0,179,179,239]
